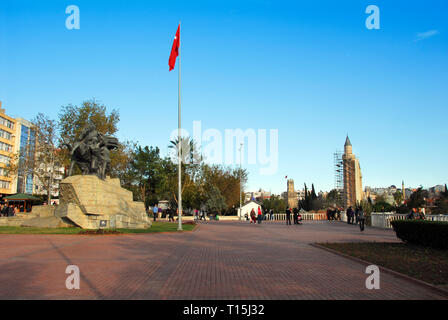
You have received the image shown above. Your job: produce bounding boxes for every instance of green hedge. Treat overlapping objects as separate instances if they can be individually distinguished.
[391,220,448,249]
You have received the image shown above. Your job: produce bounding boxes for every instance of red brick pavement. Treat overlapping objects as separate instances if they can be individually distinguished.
[0,221,445,299]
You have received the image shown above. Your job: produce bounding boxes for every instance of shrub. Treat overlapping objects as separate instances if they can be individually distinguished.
[391,220,448,249]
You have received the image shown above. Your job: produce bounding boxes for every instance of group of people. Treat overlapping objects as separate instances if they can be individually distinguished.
[194,209,216,221]
[249,206,263,224]
[346,206,366,231]
[151,205,175,222]
[285,207,303,225]
[0,204,16,217]
[151,205,216,223]
[407,207,426,220]
[246,207,276,224]
[326,207,342,221]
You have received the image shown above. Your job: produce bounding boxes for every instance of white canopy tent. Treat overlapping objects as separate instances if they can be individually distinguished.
[237,201,263,220]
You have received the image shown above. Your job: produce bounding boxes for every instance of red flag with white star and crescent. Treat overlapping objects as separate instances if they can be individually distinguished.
[169,24,180,71]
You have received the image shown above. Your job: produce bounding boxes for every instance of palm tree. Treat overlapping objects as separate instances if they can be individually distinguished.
[168,136,202,165]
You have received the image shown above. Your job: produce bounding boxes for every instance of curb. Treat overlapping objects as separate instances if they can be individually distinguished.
[0,222,199,236]
[310,243,448,298]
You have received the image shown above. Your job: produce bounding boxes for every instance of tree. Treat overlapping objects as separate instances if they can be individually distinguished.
[20,113,64,204]
[299,183,323,211]
[393,190,403,206]
[432,197,448,215]
[124,145,167,209]
[407,187,428,210]
[374,194,387,203]
[372,200,395,212]
[168,136,201,165]
[263,194,286,213]
[325,189,343,208]
[200,164,247,213]
[109,140,136,185]
[204,185,227,214]
[299,183,311,210]
[432,184,448,215]
[310,184,317,200]
[3,152,19,180]
[309,184,324,211]
[442,184,448,198]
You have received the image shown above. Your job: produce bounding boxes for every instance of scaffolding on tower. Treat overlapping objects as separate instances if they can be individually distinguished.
[334,150,344,207]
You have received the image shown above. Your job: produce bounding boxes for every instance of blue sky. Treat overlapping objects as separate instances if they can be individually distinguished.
[0,0,447,194]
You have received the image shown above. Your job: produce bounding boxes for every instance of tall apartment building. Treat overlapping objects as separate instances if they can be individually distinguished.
[13,117,36,194]
[0,102,17,198]
[342,136,364,208]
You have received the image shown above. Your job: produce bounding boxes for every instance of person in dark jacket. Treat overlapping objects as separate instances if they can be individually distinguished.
[0,204,6,217]
[357,207,365,231]
[7,204,16,217]
[167,208,174,222]
[293,207,299,224]
[347,206,354,224]
[286,208,292,225]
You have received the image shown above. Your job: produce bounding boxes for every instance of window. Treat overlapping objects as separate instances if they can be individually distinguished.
[0,180,10,189]
[0,117,14,130]
[0,129,12,140]
[0,154,9,164]
[0,141,12,152]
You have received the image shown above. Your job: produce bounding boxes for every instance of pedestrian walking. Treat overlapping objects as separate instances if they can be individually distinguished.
[286,208,292,225]
[193,208,199,221]
[167,208,174,222]
[153,204,158,222]
[269,209,274,221]
[354,207,359,224]
[357,207,365,231]
[257,206,262,224]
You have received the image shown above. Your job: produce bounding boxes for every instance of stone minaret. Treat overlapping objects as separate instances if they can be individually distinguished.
[342,136,363,208]
[402,180,405,202]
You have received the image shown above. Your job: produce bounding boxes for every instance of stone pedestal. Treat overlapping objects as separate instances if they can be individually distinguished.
[54,175,151,229]
[2,175,152,229]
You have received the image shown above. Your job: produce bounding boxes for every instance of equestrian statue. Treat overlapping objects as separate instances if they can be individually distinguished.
[65,124,119,180]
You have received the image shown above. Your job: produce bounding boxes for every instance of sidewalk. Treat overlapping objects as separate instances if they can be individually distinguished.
[0,221,445,299]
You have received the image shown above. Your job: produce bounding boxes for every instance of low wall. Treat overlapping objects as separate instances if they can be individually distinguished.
[270,213,327,221]
[30,206,56,217]
[370,213,448,229]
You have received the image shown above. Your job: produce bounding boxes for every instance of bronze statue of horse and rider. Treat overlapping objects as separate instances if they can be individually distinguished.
[64,125,119,180]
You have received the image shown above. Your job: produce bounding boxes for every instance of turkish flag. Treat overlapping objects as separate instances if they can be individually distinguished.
[169,24,180,71]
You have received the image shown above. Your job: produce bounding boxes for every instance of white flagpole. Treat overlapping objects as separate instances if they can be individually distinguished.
[177,21,183,231]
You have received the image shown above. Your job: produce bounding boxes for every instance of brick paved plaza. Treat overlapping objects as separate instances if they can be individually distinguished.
[0,221,445,300]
